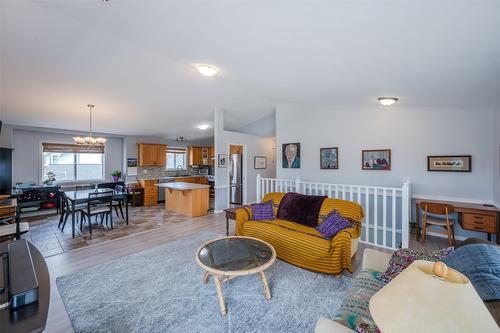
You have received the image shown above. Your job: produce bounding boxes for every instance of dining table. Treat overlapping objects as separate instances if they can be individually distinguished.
[63,188,129,238]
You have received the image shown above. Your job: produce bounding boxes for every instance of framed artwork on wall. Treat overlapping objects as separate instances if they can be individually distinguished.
[320,147,338,169]
[427,155,471,172]
[218,154,228,168]
[254,156,267,169]
[282,143,300,168]
[362,149,391,170]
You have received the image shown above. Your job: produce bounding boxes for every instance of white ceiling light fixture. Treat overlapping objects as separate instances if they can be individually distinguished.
[73,104,106,146]
[378,97,399,106]
[194,64,218,77]
[197,123,210,130]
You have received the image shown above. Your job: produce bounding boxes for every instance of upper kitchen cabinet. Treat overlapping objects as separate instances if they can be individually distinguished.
[138,143,167,167]
[189,146,203,166]
[208,146,214,166]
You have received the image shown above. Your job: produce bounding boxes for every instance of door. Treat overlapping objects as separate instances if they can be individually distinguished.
[208,147,214,166]
[229,154,242,185]
[190,147,203,166]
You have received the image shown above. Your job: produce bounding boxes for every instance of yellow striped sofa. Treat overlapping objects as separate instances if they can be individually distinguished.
[235,192,364,275]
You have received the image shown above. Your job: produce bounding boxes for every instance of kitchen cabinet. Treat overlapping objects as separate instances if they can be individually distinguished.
[174,176,209,185]
[189,146,214,166]
[139,179,158,205]
[208,146,214,166]
[189,147,203,166]
[138,143,167,167]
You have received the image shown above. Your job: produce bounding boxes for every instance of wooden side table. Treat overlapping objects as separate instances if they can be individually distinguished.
[223,206,247,236]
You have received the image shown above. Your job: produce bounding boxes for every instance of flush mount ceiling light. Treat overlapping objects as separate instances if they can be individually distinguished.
[378,97,399,106]
[194,64,218,77]
[197,124,210,130]
[73,104,106,146]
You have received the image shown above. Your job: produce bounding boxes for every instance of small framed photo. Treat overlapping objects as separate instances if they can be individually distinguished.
[427,155,471,172]
[320,147,338,169]
[362,149,391,170]
[254,156,267,169]
[218,154,228,168]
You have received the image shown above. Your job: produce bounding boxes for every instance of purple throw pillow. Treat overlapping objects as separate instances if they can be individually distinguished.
[251,200,274,220]
[315,210,352,239]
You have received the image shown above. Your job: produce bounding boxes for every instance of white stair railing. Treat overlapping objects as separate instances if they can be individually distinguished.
[256,175,412,250]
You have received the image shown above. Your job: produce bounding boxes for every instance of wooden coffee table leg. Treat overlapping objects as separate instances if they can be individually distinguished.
[213,275,227,316]
[259,271,272,300]
[203,271,210,284]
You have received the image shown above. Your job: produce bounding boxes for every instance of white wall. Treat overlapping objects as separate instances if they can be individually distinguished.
[214,108,276,210]
[276,103,495,202]
[494,111,500,205]
[12,128,124,184]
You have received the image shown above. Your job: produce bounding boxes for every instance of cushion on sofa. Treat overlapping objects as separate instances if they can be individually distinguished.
[334,269,385,332]
[377,247,454,284]
[277,192,327,227]
[316,210,352,239]
[442,244,500,301]
[250,200,274,220]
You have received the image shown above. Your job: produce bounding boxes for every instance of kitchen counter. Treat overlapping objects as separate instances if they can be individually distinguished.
[155,182,210,190]
[157,182,209,217]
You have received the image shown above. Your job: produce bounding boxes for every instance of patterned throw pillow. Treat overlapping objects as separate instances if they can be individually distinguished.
[251,200,274,220]
[334,269,386,331]
[377,247,454,284]
[315,210,352,239]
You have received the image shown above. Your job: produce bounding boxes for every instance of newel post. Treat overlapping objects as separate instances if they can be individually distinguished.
[295,176,302,194]
[401,180,412,248]
[256,174,262,202]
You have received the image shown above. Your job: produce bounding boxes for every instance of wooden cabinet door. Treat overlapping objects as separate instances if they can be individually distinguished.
[154,145,166,166]
[139,144,155,166]
[208,147,214,166]
[190,147,203,166]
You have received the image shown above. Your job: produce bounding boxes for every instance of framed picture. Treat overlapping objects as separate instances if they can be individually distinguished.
[282,143,300,168]
[362,149,391,170]
[254,156,267,169]
[320,147,338,169]
[427,155,471,172]
[218,154,228,168]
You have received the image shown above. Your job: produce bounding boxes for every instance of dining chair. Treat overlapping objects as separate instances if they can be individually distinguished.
[420,202,455,246]
[111,185,125,219]
[80,190,114,235]
[0,215,29,243]
[58,191,86,232]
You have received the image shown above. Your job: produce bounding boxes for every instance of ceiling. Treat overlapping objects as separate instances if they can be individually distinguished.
[1,1,499,140]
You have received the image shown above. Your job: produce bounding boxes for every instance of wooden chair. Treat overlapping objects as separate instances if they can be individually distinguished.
[0,215,29,243]
[420,202,455,246]
[80,190,114,235]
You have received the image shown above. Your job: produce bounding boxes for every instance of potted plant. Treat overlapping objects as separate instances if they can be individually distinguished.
[43,171,56,185]
[111,170,122,182]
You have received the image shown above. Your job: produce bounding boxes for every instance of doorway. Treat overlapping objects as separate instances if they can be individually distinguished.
[228,144,244,206]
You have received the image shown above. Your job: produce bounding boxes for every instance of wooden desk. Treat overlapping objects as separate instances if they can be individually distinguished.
[415,199,500,244]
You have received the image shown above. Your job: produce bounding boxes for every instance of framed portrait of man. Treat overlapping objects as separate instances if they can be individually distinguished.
[282,143,300,168]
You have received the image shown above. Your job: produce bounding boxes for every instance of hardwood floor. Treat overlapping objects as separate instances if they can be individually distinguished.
[32,206,448,333]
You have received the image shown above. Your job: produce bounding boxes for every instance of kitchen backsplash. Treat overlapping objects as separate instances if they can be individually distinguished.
[137,166,213,180]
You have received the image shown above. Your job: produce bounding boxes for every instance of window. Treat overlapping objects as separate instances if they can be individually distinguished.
[166,147,187,170]
[42,143,104,182]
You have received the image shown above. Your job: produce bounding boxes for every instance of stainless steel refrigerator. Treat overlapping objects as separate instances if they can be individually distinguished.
[229,153,243,204]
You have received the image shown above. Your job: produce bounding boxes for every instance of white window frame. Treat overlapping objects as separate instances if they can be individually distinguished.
[40,141,106,184]
[166,147,188,170]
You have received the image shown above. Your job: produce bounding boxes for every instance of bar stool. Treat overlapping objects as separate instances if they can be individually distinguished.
[420,202,455,246]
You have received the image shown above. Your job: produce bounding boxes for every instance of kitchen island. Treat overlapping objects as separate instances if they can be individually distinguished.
[156,182,210,217]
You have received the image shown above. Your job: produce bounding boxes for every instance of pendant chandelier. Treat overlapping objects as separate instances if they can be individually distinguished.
[73,104,106,145]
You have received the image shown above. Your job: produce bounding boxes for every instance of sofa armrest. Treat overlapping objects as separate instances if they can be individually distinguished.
[235,207,252,236]
[315,317,355,333]
[362,248,392,272]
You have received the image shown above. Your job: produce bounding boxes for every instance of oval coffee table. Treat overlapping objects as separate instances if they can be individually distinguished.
[195,236,276,316]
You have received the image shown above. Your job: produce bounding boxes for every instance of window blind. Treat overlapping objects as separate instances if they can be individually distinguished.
[167,147,187,154]
[42,143,105,154]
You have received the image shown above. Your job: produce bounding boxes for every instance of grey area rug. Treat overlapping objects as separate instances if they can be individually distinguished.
[56,231,352,333]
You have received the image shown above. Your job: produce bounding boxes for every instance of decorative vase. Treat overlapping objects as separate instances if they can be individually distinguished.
[112,176,120,182]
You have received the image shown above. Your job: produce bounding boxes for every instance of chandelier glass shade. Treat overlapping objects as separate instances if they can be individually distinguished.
[73,104,106,146]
